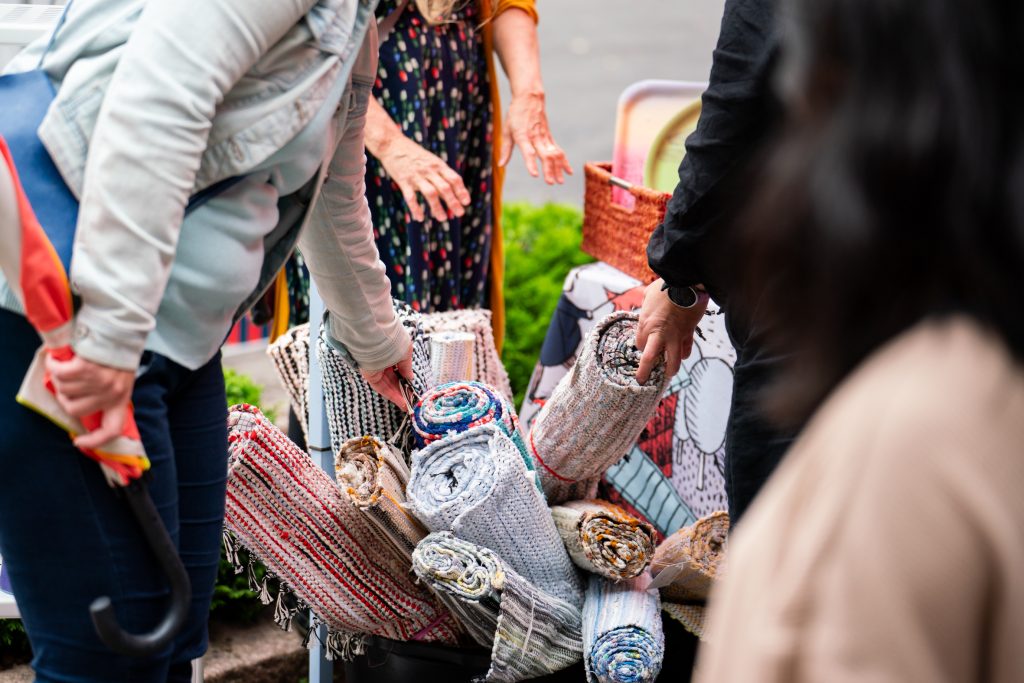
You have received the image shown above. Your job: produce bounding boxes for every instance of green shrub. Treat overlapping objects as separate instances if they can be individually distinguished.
[501,202,593,408]
[0,618,30,665]
[224,367,276,423]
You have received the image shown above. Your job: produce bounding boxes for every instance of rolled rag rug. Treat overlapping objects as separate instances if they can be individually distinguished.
[420,308,514,402]
[224,405,461,655]
[649,510,729,602]
[407,423,583,607]
[429,330,476,386]
[528,311,669,504]
[583,574,665,683]
[317,301,432,452]
[551,500,656,581]
[266,322,310,443]
[412,381,526,453]
[335,435,427,560]
[661,602,706,640]
[412,531,584,682]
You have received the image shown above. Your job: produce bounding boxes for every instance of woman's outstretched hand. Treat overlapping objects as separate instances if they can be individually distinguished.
[376,134,471,222]
[501,91,573,185]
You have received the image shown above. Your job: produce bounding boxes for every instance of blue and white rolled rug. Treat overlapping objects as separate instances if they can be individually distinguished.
[407,423,583,607]
[583,573,665,683]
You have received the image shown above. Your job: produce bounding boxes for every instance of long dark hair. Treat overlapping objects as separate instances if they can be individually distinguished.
[741,0,1024,422]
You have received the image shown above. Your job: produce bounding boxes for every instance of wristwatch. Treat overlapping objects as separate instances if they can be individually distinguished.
[661,281,705,309]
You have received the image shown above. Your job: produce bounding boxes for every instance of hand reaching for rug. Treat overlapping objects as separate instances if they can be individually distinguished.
[636,279,708,384]
[360,346,414,411]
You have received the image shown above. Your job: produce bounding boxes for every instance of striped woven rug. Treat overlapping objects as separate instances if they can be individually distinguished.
[224,404,461,653]
[551,499,656,581]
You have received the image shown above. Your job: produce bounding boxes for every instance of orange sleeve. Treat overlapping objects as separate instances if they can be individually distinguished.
[494,0,538,24]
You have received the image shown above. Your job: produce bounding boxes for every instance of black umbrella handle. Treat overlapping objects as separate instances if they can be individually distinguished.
[90,479,192,657]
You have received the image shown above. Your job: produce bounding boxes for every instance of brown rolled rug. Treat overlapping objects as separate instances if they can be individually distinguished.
[650,511,729,602]
[551,499,656,581]
[335,435,427,561]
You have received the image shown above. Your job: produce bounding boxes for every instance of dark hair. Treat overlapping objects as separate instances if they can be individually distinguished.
[740,0,1024,422]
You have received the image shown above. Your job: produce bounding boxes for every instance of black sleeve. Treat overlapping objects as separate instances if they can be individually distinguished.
[647,0,778,292]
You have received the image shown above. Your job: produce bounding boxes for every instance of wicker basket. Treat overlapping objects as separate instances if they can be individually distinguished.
[581,162,671,283]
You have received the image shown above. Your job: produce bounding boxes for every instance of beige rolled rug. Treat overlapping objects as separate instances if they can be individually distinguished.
[551,499,656,581]
[650,511,729,602]
[528,311,669,503]
[661,602,706,640]
[335,435,427,560]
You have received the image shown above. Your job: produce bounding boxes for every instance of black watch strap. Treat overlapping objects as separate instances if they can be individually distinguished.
[661,282,699,308]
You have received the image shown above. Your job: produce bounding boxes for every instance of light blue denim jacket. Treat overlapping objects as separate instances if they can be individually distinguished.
[0,0,408,372]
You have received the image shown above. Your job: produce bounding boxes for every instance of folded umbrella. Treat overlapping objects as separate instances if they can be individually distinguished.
[0,136,188,656]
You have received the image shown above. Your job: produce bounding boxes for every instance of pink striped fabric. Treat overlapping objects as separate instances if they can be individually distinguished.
[224,404,461,645]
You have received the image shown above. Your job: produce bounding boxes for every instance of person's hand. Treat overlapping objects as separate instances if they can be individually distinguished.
[635,280,709,384]
[376,134,471,222]
[45,353,135,450]
[361,345,415,410]
[500,91,573,185]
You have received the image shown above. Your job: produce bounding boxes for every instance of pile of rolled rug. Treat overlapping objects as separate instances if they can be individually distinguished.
[239,309,680,679]
[528,312,669,503]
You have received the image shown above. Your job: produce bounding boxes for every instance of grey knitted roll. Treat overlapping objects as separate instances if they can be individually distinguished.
[528,311,669,503]
[407,423,584,607]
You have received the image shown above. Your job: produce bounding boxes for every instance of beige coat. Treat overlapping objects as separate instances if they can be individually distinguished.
[697,318,1024,683]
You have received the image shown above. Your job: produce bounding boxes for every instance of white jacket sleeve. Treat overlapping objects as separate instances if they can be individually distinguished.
[70,0,318,369]
[298,26,410,373]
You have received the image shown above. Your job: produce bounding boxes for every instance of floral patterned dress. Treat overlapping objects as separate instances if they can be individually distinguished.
[368,0,494,313]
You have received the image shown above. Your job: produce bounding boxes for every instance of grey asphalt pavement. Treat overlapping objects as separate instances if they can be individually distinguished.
[500,0,726,206]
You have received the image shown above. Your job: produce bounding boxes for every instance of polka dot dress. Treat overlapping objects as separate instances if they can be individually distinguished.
[368,0,494,313]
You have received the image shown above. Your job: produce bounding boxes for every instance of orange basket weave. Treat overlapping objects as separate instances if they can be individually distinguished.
[581,162,671,283]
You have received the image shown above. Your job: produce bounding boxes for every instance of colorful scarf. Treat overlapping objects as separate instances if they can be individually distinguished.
[407,423,583,607]
[224,405,461,656]
[528,312,668,504]
[650,510,728,602]
[335,435,427,560]
[412,531,584,682]
[583,574,664,683]
[551,500,656,581]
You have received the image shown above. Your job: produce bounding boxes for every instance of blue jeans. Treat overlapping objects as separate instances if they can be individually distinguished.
[0,308,228,682]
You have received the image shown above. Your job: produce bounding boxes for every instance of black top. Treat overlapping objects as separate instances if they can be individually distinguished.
[646,0,779,303]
